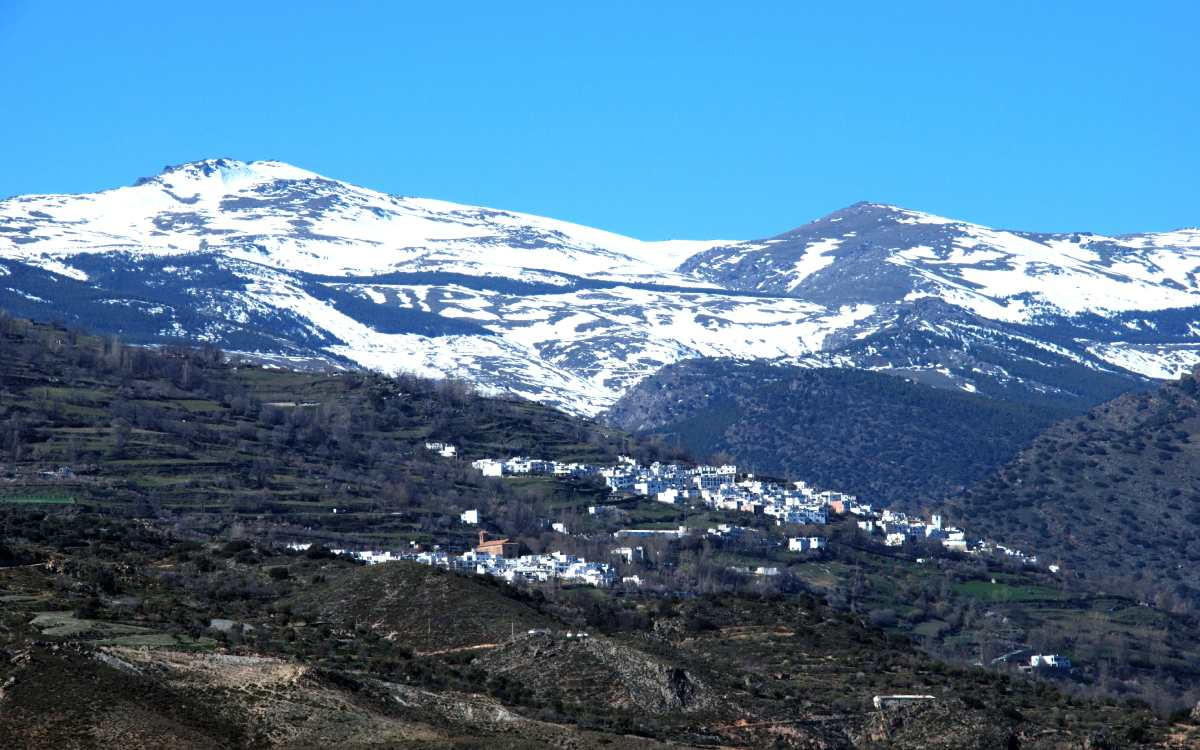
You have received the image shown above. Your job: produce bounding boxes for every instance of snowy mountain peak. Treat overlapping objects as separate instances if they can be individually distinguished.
[0,161,1197,416]
[146,158,326,189]
[682,200,1200,319]
[810,201,963,229]
[0,158,724,284]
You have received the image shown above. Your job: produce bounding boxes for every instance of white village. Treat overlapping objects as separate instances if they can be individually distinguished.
[317,447,1045,590]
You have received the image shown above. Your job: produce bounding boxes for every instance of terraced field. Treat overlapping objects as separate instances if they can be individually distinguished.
[0,314,642,551]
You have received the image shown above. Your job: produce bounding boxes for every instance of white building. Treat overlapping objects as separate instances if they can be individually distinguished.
[472,458,504,477]
[610,546,644,563]
[460,509,479,525]
[615,526,689,539]
[1030,654,1071,669]
[425,442,457,458]
[788,536,827,552]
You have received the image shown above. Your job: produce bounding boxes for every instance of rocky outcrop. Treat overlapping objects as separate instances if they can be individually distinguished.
[472,632,721,716]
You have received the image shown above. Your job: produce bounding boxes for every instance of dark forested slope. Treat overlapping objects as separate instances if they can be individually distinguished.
[948,368,1200,610]
[605,359,1069,504]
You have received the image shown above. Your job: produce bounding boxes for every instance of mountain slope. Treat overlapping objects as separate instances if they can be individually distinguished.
[3,161,1198,414]
[2,312,1199,738]
[947,368,1200,608]
[604,358,1068,503]
[1,514,1184,749]
[0,311,651,551]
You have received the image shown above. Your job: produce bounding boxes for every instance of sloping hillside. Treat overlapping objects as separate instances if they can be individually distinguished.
[948,369,1200,608]
[0,312,655,550]
[1,514,1185,749]
[0,643,687,750]
[289,561,558,653]
[605,359,1071,503]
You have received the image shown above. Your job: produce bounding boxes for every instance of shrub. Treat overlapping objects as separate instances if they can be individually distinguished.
[868,608,898,628]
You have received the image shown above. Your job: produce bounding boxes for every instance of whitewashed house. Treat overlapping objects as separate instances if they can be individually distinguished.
[472,459,504,477]
[1030,654,1071,669]
[788,536,827,552]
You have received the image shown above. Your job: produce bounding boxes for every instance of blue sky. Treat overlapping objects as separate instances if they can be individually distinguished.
[0,1,1195,239]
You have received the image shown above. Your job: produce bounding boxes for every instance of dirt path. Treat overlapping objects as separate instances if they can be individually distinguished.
[415,642,500,657]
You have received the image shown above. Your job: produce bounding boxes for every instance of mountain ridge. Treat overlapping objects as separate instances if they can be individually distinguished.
[2,158,1197,414]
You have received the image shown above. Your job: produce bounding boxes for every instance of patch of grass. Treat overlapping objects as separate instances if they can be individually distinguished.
[168,399,225,412]
[0,495,75,505]
[953,579,1068,602]
[34,387,111,404]
[97,633,215,648]
[29,611,96,637]
[0,593,46,603]
[913,619,950,638]
[29,611,157,638]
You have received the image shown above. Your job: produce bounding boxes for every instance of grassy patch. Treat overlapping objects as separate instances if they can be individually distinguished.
[29,611,155,638]
[913,619,950,638]
[168,399,225,412]
[0,494,76,505]
[953,579,1068,602]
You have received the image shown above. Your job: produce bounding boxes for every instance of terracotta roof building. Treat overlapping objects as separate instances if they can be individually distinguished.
[476,530,519,558]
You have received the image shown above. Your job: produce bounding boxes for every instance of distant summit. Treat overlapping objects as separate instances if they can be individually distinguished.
[134,158,323,188]
[0,158,1197,414]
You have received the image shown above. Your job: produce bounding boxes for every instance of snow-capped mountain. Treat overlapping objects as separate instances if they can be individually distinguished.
[1,159,1198,414]
[2,158,716,285]
[683,202,1200,322]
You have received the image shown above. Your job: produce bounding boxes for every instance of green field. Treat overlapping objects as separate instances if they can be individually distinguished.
[0,495,76,505]
[953,579,1068,602]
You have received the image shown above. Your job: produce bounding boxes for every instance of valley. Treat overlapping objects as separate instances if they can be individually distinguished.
[3,314,1200,746]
